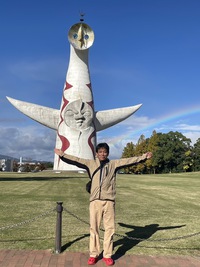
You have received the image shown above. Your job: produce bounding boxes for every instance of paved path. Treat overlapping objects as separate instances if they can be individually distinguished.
[0,250,200,267]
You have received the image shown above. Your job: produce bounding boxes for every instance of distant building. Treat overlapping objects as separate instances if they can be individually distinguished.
[0,157,47,172]
[0,159,14,172]
[17,157,44,172]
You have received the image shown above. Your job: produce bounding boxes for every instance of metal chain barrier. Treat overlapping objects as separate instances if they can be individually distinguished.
[0,208,55,231]
[63,207,200,242]
[1,203,199,254]
[63,207,90,226]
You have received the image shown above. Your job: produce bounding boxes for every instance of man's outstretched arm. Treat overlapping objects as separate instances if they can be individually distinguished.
[54,148,89,170]
[114,152,153,169]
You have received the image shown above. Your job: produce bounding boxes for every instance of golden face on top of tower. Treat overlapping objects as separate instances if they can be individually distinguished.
[68,23,95,50]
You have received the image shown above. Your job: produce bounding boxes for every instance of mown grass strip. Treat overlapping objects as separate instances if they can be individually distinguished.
[0,171,199,256]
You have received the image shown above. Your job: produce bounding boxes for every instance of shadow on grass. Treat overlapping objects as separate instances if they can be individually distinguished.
[113,223,186,260]
[61,233,89,252]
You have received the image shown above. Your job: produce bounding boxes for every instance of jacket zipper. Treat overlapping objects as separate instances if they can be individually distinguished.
[99,163,104,199]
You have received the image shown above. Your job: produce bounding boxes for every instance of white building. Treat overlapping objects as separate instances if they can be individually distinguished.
[0,159,14,172]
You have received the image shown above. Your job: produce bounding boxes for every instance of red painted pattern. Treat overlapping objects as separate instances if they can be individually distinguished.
[88,129,96,157]
[65,81,73,90]
[86,83,92,91]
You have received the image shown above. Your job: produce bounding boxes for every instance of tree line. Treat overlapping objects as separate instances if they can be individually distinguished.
[121,130,200,174]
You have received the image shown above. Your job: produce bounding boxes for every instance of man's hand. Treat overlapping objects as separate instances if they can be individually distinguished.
[54,148,64,157]
[146,152,152,159]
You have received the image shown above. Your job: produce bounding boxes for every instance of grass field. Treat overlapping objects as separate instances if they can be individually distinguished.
[0,171,199,257]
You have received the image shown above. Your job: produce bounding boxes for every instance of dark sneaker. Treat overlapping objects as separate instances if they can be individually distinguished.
[103,257,114,266]
[88,257,98,265]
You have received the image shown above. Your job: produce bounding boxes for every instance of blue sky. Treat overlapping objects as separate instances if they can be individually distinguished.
[0,0,200,161]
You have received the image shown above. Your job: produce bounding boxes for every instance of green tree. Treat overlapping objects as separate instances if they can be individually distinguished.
[134,135,151,174]
[146,130,160,174]
[122,142,135,158]
[122,136,151,174]
[121,142,136,173]
[183,150,194,172]
[152,131,191,173]
[193,138,200,171]
[122,131,193,174]
[135,134,148,154]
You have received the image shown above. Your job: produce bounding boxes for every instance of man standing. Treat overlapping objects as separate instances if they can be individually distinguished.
[55,143,152,265]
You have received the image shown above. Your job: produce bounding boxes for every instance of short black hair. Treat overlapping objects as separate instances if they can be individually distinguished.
[96,143,110,154]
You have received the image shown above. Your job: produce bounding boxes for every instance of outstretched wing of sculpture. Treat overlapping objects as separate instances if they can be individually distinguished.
[7,96,141,132]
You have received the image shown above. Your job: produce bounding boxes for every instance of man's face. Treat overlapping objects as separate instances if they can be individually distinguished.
[96,148,109,161]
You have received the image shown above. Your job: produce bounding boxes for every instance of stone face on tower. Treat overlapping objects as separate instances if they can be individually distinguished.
[6,21,142,171]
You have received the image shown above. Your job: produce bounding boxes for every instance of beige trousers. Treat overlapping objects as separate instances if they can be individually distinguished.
[89,200,115,258]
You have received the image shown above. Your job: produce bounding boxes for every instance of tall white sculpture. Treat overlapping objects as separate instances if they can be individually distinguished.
[7,20,142,171]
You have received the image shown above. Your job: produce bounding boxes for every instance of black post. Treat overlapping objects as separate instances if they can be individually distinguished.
[55,201,63,254]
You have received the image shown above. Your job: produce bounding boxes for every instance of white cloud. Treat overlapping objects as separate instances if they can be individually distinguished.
[174,123,200,131]
[182,131,200,144]
[119,114,156,128]
[0,126,56,161]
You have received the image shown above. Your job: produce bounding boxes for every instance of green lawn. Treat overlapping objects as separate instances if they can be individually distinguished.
[0,171,199,257]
